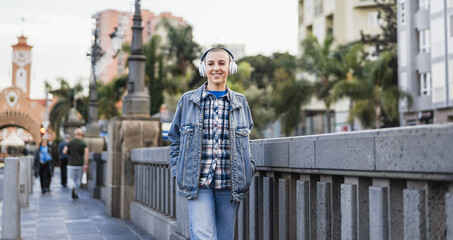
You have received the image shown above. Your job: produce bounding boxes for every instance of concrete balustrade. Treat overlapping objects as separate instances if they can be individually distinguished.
[114,123,453,240]
[19,156,33,207]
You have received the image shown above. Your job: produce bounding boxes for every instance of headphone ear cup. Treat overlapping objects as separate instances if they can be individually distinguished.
[229,61,237,74]
[198,61,206,77]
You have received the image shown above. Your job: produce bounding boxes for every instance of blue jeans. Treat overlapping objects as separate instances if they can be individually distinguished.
[187,188,240,240]
[68,166,83,193]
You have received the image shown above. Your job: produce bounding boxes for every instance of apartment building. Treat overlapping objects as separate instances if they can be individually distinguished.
[92,10,187,84]
[397,0,453,125]
[298,0,394,134]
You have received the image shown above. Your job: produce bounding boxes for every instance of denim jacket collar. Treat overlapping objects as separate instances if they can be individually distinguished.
[189,82,241,110]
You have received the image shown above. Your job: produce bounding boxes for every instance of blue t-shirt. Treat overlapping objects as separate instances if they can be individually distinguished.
[208,90,227,98]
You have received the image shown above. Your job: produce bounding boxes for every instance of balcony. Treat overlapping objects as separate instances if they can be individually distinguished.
[354,0,389,8]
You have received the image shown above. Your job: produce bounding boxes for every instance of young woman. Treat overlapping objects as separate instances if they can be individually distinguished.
[168,47,255,240]
[33,138,55,194]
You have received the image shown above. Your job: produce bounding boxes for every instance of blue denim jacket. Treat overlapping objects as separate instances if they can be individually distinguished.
[168,83,255,201]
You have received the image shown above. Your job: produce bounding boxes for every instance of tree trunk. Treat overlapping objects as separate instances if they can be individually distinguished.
[375,106,381,129]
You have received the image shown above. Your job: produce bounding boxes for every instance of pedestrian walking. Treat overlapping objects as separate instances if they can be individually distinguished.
[33,138,55,194]
[63,128,89,199]
[168,47,255,240]
[58,134,71,187]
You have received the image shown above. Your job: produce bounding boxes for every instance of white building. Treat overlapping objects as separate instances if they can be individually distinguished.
[397,0,453,125]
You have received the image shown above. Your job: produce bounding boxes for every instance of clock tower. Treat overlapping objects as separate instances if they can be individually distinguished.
[12,35,32,99]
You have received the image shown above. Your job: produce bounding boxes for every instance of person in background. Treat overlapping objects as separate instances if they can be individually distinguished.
[63,128,89,200]
[168,47,255,240]
[58,134,71,187]
[33,138,55,194]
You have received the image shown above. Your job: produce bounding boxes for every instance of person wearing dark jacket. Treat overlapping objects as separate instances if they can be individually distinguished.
[58,134,70,187]
[33,138,55,194]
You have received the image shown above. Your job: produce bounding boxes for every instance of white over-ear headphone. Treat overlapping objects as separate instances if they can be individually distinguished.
[198,47,238,77]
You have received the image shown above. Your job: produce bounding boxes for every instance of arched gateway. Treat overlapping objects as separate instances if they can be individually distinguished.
[0,87,47,144]
[0,111,41,143]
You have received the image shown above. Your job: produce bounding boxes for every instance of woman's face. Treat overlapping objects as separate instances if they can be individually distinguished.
[41,139,48,146]
[205,50,230,90]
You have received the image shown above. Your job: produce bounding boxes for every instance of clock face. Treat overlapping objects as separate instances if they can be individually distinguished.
[12,50,31,67]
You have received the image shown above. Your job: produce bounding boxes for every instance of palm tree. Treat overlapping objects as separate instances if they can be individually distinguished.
[273,78,313,136]
[332,51,412,129]
[299,34,344,133]
[48,79,88,140]
[97,75,128,119]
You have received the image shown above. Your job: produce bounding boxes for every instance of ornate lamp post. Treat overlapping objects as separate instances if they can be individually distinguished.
[85,29,104,136]
[122,0,150,115]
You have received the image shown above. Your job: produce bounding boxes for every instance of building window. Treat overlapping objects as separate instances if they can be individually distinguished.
[314,0,323,16]
[368,12,379,27]
[420,72,432,95]
[450,15,453,37]
[419,29,431,52]
[401,2,406,24]
[419,0,430,9]
[306,0,312,15]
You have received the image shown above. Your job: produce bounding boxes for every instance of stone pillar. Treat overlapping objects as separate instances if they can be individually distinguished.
[122,0,150,116]
[317,182,332,240]
[2,157,21,240]
[296,180,309,240]
[63,108,85,138]
[403,189,426,240]
[105,116,159,219]
[19,156,31,207]
[341,184,357,240]
[369,186,389,240]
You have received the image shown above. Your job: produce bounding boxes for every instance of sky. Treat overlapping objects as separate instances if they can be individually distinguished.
[0,0,298,99]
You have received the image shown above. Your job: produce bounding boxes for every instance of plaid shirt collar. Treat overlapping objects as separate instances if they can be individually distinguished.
[201,86,231,101]
[190,82,240,109]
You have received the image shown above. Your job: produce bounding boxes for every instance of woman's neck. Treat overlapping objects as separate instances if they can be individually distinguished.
[206,83,226,91]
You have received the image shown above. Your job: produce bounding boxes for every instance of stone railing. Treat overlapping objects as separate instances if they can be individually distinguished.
[87,152,107,202]
[129,124,453,240]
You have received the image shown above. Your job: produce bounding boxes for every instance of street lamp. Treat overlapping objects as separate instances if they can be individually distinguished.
[85,29,104,136]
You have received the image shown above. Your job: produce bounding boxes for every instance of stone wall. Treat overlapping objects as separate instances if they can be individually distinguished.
[128,124,453,239]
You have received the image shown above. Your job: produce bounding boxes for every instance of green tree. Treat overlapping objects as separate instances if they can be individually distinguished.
[239,54,275,89]
[299,34,343,133]
[360,0,400,127]
[160,19,201,77]
[48,79,88,140]
[273,73,313,136]
[360,0,397,55]
[332,51,412,129]
[143,35,164,115]
[97,75,128,119]
[244,85,275,139]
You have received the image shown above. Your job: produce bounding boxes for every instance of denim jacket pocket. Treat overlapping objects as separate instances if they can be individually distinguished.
[177,125,195,190]
[235,127,253,194]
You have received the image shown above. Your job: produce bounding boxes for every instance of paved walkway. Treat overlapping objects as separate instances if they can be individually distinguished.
[2,168,154,240]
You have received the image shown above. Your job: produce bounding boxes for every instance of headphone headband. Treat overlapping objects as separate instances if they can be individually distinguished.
[200,47,235,62]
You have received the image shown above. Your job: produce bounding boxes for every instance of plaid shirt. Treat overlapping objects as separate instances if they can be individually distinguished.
[199,89,231,189]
